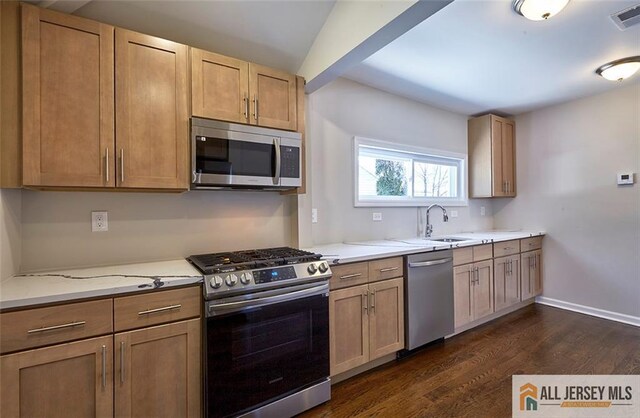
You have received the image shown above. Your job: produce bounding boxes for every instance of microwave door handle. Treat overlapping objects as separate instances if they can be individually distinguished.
[274,137,281,185]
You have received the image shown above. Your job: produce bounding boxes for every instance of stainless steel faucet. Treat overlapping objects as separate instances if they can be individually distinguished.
[424,204,449,238]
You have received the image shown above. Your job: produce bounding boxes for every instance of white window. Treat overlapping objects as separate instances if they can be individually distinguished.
[354,137,467,207]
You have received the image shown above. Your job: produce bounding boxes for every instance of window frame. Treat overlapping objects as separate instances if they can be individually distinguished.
[353,136,468,207]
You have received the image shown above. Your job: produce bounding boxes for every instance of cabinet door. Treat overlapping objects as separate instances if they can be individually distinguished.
[329,284,369,376]
[494,255,520,311]
[115,29,188,189]
[532,250,543,296]
[502,120,516,196]
[521,252,535,300]
[115,319,201,418]
[191,48,249,124]
[473,259,494,320]
[1,335,113,418]
[453,265,473,328]
[491,116,505,197]
[249,63,296,130]
[369,278,404,360]
[22,5,114,187]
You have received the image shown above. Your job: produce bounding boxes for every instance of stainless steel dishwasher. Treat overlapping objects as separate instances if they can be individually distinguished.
[404,250,454,351]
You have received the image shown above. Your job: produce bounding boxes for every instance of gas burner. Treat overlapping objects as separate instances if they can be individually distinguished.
[188,247,322,275]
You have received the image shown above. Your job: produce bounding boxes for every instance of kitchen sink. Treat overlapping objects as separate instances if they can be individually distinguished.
[429,237,471,243]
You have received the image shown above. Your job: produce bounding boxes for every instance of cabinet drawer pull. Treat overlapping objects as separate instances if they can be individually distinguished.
[379,267,399,273]
[339,273,362,280]
[101,345,107,389]
[27,320,86,334]
[137,304,182,316]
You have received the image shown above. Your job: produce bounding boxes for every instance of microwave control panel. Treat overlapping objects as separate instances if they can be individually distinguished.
[280,146,300,178]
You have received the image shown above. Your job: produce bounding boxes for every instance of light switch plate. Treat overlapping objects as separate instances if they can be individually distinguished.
[450,210,458,218]
[372,212,382,222]
[312,208,318,224]
[92,211,108,232]
[617,173,635,185]
[480,206,486,216]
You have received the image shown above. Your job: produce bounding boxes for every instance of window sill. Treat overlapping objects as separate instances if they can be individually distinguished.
[354,199,469,208]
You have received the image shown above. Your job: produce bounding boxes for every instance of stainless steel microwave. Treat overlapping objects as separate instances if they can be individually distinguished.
[190,118,302,190]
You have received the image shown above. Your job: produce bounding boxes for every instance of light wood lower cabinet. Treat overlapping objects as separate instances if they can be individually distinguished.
[115,319,201,418]
[1,335,114,418]
[329,277,404,376]
[453,259,494,328]
[521,250,542,300]
[494,254,521,311]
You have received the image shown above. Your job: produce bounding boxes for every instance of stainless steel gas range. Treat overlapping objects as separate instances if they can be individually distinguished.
[188,247,332,418]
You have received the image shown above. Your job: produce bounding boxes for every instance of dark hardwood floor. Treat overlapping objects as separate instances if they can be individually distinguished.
[301,304,640,418]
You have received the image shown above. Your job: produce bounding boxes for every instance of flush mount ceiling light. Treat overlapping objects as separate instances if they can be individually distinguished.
[513,0,570,21]
[596,56,640,81]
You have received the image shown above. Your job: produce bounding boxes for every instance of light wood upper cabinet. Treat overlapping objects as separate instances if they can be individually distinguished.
[191,48,249,124]
[249,63,297,130]
[521,250,542,300]
[22,4,115,188]
[468,114,516,198]
[369,277,404,361]
[191,52,298,131]
[115,319,201,418]
[494,254,521,312]
[1,335,114,418]
[329,284,369,375]
[115,29,189,190]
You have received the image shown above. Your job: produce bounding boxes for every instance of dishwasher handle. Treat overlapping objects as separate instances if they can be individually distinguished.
[408,258,453,268]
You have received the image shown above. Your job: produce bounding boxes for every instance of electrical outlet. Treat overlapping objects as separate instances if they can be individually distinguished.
[450,210,458,218]
[92,211,108,232]
[372,212,382,222]
[480,206,486,216]
[312,208,318,224]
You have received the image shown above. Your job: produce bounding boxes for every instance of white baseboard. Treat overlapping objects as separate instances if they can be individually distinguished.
[536,296,640,327]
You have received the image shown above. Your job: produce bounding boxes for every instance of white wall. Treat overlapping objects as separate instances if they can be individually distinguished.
[19,191,295,272]
[300,78,494,246]
[493,84,640,318]
[0,189,21,279]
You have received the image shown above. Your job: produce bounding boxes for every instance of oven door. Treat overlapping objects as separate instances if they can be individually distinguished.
[192,126,280,187]
[205,283,329,418]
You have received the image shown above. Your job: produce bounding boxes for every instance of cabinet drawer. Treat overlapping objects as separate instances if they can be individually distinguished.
[493,240,520,257]
[521,236,542,252]
[453,247,473,266]
[368,257,403,282]
[473,244,493,262]
[0,299,113,354]
[329,262,369,290]
[114,286,201,332]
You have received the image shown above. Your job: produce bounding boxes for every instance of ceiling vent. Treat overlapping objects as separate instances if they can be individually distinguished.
[611,4,640,30]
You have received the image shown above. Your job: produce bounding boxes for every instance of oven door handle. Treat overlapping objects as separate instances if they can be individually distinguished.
[208,283,328,316]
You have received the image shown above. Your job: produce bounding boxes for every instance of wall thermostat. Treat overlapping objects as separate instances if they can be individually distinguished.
[617,173,635,185]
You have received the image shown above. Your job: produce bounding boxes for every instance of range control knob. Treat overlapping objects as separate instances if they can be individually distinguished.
[307,264,318,274]
[240,273,251,285]
[225,274,238,287]
[318,262,329,273]
[210,275,223,289]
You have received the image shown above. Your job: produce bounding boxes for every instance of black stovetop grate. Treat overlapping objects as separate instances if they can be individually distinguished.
[188,247,321,274]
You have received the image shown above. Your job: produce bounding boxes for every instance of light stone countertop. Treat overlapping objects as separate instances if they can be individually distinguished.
[0,259,203,310]
[304,230,545,265]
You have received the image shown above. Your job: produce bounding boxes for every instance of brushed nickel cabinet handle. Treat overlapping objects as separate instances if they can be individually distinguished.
[137,304,181,316]
[371,290,376,313]
[243,95,248,119]
[363,291,368,315]
[253,95,258,121]
[27,320,86,334]
[379,267,399,273]
[105,148,109,183]
[120,341,125,383]
[101,345,107,389]
[339,273,362,280]
[119,149,124,183]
